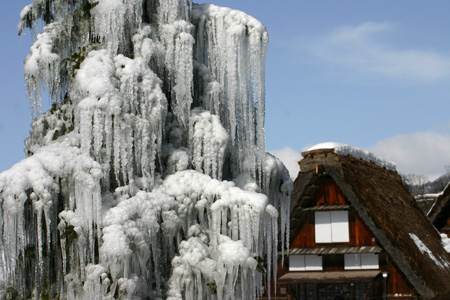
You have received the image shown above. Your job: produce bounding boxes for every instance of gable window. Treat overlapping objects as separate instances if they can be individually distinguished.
[289,255,323,271]
[315,211,349,243]
[344,253,379,270]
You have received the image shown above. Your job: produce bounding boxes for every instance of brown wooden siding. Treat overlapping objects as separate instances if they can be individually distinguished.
[313,178,347,206]
[291,213,314,248]
[383,254,417,297]
[292,180,376,248]
[349,210,377,247]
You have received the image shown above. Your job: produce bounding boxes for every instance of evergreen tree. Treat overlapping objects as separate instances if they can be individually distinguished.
[0,1,292,299]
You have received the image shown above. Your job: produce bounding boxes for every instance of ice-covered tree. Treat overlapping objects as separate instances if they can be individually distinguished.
[0,0,292,299]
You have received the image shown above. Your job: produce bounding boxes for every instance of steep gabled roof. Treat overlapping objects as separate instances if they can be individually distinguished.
[428,182,450,231]
[291,148,450,299]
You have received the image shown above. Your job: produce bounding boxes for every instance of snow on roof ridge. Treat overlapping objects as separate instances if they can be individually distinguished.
[306,142,397,171]
[306,142,347,151]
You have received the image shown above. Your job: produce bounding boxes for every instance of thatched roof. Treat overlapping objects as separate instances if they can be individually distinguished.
[291,148,450,299]
[428,182,450,231]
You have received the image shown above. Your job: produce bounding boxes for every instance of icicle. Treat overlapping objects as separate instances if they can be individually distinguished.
[263,153,293,265]
[72,49,167,190]
[192,4,269,181]
[173,29,195,129]
[24,22,61,117]
[189,108,228,179]
[91,0,144,54]
[33,196,45,274]
[158,0,192,25]
[159,20,195,131]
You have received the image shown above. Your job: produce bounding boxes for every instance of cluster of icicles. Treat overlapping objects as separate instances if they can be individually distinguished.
[0,0,292,299]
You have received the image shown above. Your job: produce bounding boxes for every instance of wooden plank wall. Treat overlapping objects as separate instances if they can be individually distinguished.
[381,254,417,297]
[291,179,376,248]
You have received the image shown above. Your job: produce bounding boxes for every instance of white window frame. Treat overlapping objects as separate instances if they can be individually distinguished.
[315,210,350,243]
[344,253,379,270]
[289,255,323,271]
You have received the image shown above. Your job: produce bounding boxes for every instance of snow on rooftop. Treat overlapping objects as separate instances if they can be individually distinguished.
[410,233,450,269]
[306,142,396,171]
[441,234,450,253]
[306,142,347,151]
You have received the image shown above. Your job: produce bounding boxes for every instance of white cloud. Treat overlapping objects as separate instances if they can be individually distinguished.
[369,131,450,180]
[269,147,303,180]
[299,22,450,82]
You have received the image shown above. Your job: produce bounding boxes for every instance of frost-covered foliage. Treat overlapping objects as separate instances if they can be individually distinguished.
[0,1,292,299]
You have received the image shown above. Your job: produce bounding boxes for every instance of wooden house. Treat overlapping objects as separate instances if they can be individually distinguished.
[428,183,450,236]
[277,147,450,300]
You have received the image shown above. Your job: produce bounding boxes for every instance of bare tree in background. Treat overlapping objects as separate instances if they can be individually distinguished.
[402,173,428,197]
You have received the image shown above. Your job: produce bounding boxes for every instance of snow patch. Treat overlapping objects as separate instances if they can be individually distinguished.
[441,234,450,253]
[410,233,450,269]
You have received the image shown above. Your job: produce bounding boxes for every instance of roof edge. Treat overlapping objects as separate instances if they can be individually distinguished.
[326,165,436,299]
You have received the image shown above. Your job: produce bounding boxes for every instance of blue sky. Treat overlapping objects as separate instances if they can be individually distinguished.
[1,1,450,180]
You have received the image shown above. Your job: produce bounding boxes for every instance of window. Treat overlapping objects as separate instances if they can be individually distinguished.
[344,253,379,270]
[315,211,349,243]
[289,255,323,271]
